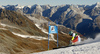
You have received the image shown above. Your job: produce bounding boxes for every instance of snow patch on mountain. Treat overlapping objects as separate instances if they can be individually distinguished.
[12,32,52,40]
[26,5,32,8]
[41,5,51,10]
[25,15,57,41]
[0,28,7,30]
[26,16,48,24]
[35,24,57,42]
[0,23,18,29]
[61,31,67,35]
[15,4,24,8]
[95,2,100,7]
[35,24,48,34]
[0,6,4,9]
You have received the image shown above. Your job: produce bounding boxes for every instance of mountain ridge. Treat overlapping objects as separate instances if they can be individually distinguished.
[1,2,100,38]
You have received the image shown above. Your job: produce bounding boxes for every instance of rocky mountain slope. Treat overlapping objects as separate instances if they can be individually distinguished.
[0,9,80,54]
[1,2,100,38]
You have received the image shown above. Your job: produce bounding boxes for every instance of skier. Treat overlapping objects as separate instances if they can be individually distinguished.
[71,32,76,45]
[71,34,81,45]
[68,31,81,45]
[69,31,73,36]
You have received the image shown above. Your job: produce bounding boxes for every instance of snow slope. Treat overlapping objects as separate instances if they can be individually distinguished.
[32,42,100,54]
[32,34,100,54]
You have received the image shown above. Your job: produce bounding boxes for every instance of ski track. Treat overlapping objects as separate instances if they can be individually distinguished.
[32,41,100,54]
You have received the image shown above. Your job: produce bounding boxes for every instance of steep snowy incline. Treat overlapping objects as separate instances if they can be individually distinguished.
[32,41,100,54]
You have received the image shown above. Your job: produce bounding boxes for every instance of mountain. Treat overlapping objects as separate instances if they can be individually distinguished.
[0,2,100,38]
[0,9,82,54]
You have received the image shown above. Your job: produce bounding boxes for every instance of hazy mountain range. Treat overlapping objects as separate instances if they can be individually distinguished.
[0,2,100,38]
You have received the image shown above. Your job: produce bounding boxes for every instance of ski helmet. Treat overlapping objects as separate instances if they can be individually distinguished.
[69,31,73,36]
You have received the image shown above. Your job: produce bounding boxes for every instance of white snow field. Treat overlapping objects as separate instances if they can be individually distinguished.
[32,34,100,54]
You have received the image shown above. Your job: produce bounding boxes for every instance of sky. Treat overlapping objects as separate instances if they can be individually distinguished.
[0,0,100,6]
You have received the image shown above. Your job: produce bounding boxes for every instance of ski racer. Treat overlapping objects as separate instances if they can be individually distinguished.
[69,31,81,45]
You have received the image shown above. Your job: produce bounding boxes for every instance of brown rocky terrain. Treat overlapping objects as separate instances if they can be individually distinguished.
[0,9,78,54]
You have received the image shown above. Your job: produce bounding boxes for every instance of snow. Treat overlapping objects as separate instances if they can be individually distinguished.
[35,24,48,34]
[32,42,100,54]
[0,6,4,9]
[0,23,55,41]
[36,5,42,9]
[32,34,100,54]
[41,5,50,10]
[35,24,57,42]
[0,28,7,30]
[61,31,67,35]
[16,5,24,9]
[27,5,31,8]
[26,15,48,24]
[95,2,100,7]
[0,23,18,29]
[12,32,53,40]
[76,33,100,44]
[0,52,6,54]
[15,4,24,9]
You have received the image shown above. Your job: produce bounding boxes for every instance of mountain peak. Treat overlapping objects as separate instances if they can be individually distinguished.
[15,4,24,8]
[95,2,100,7]
[96,2,100,4]
[15,4,21,6]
